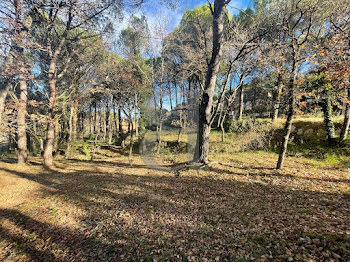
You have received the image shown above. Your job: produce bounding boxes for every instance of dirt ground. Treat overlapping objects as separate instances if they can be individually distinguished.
[0,148,349,261]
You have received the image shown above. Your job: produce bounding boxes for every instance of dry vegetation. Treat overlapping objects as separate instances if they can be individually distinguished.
[1,126,349,261]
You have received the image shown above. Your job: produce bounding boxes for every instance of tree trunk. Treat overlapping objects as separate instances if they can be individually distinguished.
[220,113,227,143]
[276,60,298,170]
[237,85,244,121]
[0,82,11,125]
[113,99,118,138]
[14,0,28,164]
[94,102,97,134]
[17,77,28,163]
[156,85,164,154]
[67,104,73,155]
[43,65,57,167]
[168,84,173,111]
[134,93,139,137]
[72,97,78,141]
[177,84,184,144]
[118,105,122,136]
[272,73,282,123]
[194,0,228,163]
[340,87,350,141]
[321,91,336,145]
[128,121,134,165]
[174,80,178,106]
[106,94,112,144]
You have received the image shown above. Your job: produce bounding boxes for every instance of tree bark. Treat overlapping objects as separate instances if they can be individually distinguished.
[0,82,11,126]
[272,73,282,123]
[94,102,97,135]
[113,98,118,138]
[237,85,244,121]
[194,0,228,164]
[118,105,122,136]
[14,0,28,164]
[174,80,178,106]
[17,76,28,163]
[72,97,78,141]
[43,60,58,167]
[340,87,350,141]
[276,59,298,170]
[134,93,139,137]
[321,90,336,145]
[106,94,112,144]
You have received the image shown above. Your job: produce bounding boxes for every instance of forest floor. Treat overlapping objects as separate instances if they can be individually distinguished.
[0,132,350,261]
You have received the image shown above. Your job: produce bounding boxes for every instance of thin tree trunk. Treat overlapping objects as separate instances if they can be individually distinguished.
[113,99,118,138]
[272,73,282,123]
[89,104,93,135]
[174,80,178,106]
[72,97,78,141]
[134,93,139,137]
[128,121,134,165]
[220,113,227,142]
[53,117,59,154]
[177,83,184,143]
[194,0,228,163]
[94,102,97,134]
[17,77,28,163]
[168,84,173,111]
[14,0,28,163]
[106,95,112,144]
[237,86,244,121]
[340,87,350,141]
[276,59,298,170]
[118,105,122,136]
[156,84,164,154]
[321,90,336,145]
[0,82,11,125]
[67,104,73,155]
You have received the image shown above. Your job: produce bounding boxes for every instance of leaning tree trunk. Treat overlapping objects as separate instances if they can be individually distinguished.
[276,59,298,170]
[194,0,228,164]
[272,73,282,123]
[340,87,350,141]
[321,90,336,145]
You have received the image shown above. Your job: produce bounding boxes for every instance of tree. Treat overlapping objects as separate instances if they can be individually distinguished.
[262,0,327,169]
[194,0,231,164]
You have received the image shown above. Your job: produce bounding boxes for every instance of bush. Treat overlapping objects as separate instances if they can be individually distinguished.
[223,117,270,134]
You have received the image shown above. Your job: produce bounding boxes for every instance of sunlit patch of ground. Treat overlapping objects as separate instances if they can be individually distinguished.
[0,146,349,261]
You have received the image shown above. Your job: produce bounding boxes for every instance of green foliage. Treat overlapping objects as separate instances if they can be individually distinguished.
[223,117,270,133]
[68,140,92,160]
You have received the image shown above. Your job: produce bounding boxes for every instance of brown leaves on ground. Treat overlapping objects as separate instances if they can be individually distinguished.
[0,150,349,261]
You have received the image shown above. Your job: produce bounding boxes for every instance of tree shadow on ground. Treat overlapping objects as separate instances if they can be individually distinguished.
[0,159,349,261]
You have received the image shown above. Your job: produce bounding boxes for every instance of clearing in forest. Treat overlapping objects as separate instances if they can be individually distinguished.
[0,145,349,261]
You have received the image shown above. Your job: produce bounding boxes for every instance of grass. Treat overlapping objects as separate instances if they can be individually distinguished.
[0,117,349,261]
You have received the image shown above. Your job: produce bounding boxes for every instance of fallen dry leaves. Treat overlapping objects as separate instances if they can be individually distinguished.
[0,149,349,261]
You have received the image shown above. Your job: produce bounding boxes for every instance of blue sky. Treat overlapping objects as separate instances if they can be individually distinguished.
[120,0,253,35]
[142,0,253,31]
[121,0,254,110]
